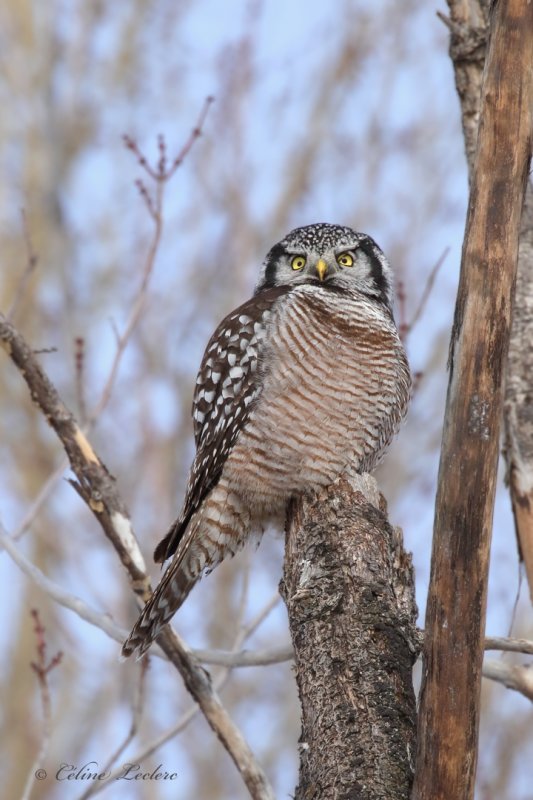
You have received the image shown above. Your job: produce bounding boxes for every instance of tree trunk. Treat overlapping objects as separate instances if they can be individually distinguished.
[413,1,533,798]
[281,475,418,800]
[444,0,533,605]
[504,186,533,603]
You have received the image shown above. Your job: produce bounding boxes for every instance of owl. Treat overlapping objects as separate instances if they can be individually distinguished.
[122,223,411,658]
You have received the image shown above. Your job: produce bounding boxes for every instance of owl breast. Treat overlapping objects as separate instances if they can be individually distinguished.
[221,284,411,522]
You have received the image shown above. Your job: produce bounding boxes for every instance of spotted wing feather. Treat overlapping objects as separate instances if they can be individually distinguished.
[153,285,291,563]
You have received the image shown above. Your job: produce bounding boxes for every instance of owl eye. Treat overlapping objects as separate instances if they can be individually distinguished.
[291,255,307,271]
[336,252,354,268]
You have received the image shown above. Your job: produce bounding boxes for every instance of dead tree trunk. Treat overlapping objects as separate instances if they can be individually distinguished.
[413,1,533,799]
[444,0,533,604]
[281,475,418,800]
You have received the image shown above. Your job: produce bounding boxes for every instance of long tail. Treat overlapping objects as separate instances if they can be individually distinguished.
[121,483,250,659]
[121,538,199,659]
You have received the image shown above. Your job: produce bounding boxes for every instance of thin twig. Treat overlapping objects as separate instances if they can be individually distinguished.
[73,589,280,800]
[86,182,163,424]
[0,521,131,644]
[122,96,214,182]
[6,526,533,671]
[74,336,87,424]
[77,659,149,800]
[396,279,408,341]
[195,644,293,667]
[9,457,68,542]
[6,209,39,321]
[20,610,62,800]
[404,247,449,338]
[88,97,213,424]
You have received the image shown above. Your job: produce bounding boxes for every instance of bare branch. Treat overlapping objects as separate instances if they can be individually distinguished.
[122,95,214,181]
[8,457,68,542]
[74,336,87,424]
[89,97,214,424]
[195,644,293,668]
[21,610,62,800]
[6,209,39,321]
[74,588,281,800]
[86,183,163,423]
[1,520,291,669]
[404,247,449,337]
[77,660,149,800]
[0,521,130,645]
[482,660,533,701]
[484,636,533,656]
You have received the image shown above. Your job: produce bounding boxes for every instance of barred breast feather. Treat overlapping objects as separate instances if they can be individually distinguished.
[224,283,411,516]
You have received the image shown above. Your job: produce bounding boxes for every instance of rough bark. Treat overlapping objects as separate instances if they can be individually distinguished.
[281,475,418,800]
[413,2,533,799]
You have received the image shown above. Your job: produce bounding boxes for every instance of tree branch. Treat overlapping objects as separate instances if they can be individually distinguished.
[484,636,533,656]
[281,474,419,800]
[482,660,533,701]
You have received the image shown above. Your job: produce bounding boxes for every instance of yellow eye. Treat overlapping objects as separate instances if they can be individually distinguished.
[291,255,307,271]
[337,252,354,268]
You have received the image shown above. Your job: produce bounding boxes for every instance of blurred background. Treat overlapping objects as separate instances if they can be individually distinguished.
[0,1,531,798]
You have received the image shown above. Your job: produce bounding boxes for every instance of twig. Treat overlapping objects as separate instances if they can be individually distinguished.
[6,526,532,675]
[8,456,68,541]
[0,521,130,646]
[74,336,87,423]
[484,636,533,656]
[77,659,149,800]
[398,248,448,342]
[397,279,408,341]
[87,98,213,424]
[482,659,533,701]
[20,610,62,800]
[6,209,39,321]
[195,644,293,667]
[86,196,163,423]
[1,520,290,668]
[404,247,449,336]
[73,588,280,800]
[122,96,214,182]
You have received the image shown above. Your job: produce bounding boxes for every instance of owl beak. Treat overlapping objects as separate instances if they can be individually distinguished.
[315,259,328,281]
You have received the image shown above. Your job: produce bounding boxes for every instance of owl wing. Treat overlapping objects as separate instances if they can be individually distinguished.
[154,284,292,563]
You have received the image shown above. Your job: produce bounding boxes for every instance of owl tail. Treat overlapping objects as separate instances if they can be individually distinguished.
[121,552,198,660]
[121,483,250,659]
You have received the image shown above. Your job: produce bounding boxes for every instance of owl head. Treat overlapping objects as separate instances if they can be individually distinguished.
[255,223,394,311]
